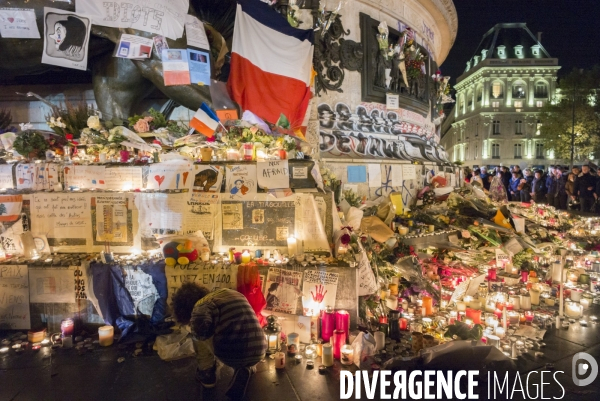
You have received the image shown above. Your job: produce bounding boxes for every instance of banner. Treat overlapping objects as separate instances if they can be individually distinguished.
[76,0,189,40]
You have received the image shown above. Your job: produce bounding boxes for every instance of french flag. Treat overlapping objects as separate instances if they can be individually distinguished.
[190,103,220,138]
[227,0,314,132]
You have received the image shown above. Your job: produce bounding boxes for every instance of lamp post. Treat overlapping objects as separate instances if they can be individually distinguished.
[570,69,583,170]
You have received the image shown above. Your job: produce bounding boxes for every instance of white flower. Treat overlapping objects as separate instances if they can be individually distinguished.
[87,115,102,130]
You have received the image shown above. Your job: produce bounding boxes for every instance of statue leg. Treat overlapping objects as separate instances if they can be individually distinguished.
[92,54,154,120]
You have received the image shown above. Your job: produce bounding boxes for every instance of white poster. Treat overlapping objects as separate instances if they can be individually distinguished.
[42,7,92,71]
[28,266,76,304]
[257,160,290,189]
[391,165,403,187]
[302,270,339,317]
[0,164,13,189]
[368,164,381,187]
[135,192,185,233]
[165,262,238,304]
[185,15,209,50]
[183,192,219,240]
[123,266,159,316]
[94,195,129,243]
[76,0,189,40]
[402,164,417,180]
[114,33,153,59]
[104,166,144,191]
[147,160,193,191]
[0,265,30,330]
[0,8,40,39]
[63,165,106,189]
[225,165,257,198]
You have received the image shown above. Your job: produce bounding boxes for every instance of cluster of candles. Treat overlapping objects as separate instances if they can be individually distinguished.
[222,145,290,162]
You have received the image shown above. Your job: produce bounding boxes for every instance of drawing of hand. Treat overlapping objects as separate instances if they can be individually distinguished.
[311,284,327,303]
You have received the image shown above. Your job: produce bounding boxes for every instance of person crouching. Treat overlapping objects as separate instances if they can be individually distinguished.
[171,283,266,399]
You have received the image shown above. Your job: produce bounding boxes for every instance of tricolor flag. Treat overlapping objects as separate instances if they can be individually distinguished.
[227,0,314,134]
[190,103,220,138]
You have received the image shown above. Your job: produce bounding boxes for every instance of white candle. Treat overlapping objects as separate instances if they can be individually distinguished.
[322,343,334,367]
[287,237,297,256]
[374,331,385,351]
[580,297,591,310]
[509,295,520,310]
[570,289,583,302]
[275,352,286,369]
[494,327,505,338]
[456,301,467,312]
[565,301,583,318]
[530,289,540,305]
[341,345,354,366]
[98,325,114,347]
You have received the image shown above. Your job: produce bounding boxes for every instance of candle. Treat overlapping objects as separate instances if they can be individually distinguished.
[488,268,497,280]
[386,297,398,310]
[335,310,350,338]
[544,296,555,307]
[320,309,335,343]
[322,343,334,367]
[520,294,531,310]
[374,331,385,350]
[332,330,346,359]
[507,311,520,325]
[509,295,520,311]
[521,270,529,283]
[398,227,409,236]
[98,325,114,347]
[287,333,300,355]
[399,318,408,331]
[275,352,286,369]
[341,345,354,365]
[530,289,541,305]
[580,297,591,310]
[428,225,435,233]
[485,314,498,328]
[456,301,467,312]
[552,262,563,282]
[388,283,399,296]
[316,341,323,357]
[62,336,73,349]
[494,327,505,338]
[565,301,583,318]
[591,281,599,294]
[287,237,297,256]
[570,288,583,302]
[226,149,240,160]
[466,308,482,324]
[502,308,508,331]
[61,318,74,338]
[486,334,501,348]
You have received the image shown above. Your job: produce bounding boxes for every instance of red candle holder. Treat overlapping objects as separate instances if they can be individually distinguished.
[465,308,482,325]
[488,268,497,280]
[521,271,529,282]
[320,309,335,342]
[379,315,388,324]
[399,317,408,331]
[332,329,346,360]
[335,310,349,338]
[524,311,534,322]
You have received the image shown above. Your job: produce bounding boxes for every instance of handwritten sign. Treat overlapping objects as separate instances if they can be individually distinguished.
[74,265,87,300]
[31,193,91,250]
[264,268,303,314]
[76,0,189,40]
[28,266,75,303]
[0,164,13,189]
[296,194,330,254]
[104,166,143,190]
[225,164,257,197]
[402,164,417,180]
[0,8,40,39]
[0,264,30,330]
[292,166,308,179]
[257,160,290,189]
[63,165,106,189]
[135,192,185,234]
[123,266,159,316]
[302,270,338,316]
[183,193,219,239]
[165,262,238,303]
[356,248,378,296]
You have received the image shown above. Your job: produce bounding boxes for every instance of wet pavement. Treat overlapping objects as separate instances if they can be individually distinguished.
[1,306,599,401]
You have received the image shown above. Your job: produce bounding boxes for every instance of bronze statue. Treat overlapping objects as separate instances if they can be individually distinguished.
[0,0,236,120]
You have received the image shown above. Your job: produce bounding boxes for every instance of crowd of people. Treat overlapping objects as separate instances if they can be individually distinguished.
[463,164,600,213]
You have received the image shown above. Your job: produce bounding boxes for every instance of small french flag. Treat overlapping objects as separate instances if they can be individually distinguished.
[190,103,220,138]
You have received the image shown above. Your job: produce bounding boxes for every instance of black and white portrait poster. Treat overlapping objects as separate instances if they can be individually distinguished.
[42,7,91,71]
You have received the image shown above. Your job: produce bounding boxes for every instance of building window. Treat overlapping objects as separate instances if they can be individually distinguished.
[513,85,526,99]
[477,88,482,102]
[497,45,506,59]
[514,45,524,58]
[514,143,522,158]
[536,100,543,108]
[536,119,542,135]
[492,101,500,108]
[475,123,479,137]
[514,100,523,108]
[515,120,523,134]
[536,143,544,159]
[492,82,503,98]
[535,83,548,98]
[492,143,500,159]
[493,120,501,135]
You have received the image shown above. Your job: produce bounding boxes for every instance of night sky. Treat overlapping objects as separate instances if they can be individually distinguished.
[441,0,600,85]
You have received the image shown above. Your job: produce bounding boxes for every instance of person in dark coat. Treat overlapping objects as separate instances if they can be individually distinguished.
[508,171,521,201]
[530,170,547,203]
[519,168,534,202]
[502,166,511,195]
[575,165,597,213]
[546,170,558,207]
[480,167,490,191]
[554,168,568,210]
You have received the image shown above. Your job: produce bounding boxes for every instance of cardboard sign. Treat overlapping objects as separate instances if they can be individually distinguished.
[257,160,290,189]
[0,264,30,330]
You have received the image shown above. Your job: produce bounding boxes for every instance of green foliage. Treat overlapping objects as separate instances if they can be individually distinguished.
[46,99,93,139]
[343,189,362,208]
[147,108,168,129]
[538,67,600,162]
[13,131,49,159]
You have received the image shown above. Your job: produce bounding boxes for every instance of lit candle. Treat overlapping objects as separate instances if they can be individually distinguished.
[520,294,531,310]
[524,311,534,322]
[287,237,297,256]
[241,250,251,264]
[332,330,346,359]
[320,309,335,342]
[98,325,114,347]
[507,311,520,325]
[570,288,583,302]
[485,314,498,328]
[341,345,354,366]
[287,333,300,355]
[494,327,506,338]
[509,295,520,311]
[335,310,350,338]
[565,301,583,318]
[580,297,591,310]
[322,343,334,367]
[456,301,467,312]
[399,317,408,331]
[466,308,482,324]
[543,294,555,306]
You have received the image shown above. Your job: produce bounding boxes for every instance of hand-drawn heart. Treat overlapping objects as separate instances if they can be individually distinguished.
[99,180,105,185]
[183,171,189,186]
[154,175,165,188]
[8,18,14,23]
[18,178,24,184]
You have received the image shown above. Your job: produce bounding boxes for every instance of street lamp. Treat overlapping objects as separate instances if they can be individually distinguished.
[570,69,584,169]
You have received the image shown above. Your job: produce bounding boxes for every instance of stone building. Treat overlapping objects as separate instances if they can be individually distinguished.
[440,23,560,169]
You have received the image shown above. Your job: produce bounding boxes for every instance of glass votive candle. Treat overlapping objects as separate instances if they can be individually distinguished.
[520,294,531,310]
[275,351,286,369]
[98,325,114,347]
[509,295,520,310]
[486,334,501,349]
[456,301,467,312]
[341,345,354,366]
[570,288,583,302]
[287,333,300,355]
[529,289,541,305]
[494,326,506,338]
[448,311,457,325]
[524,311,534,322]
[466,308,482,325]
[322,343,334,367]
[507,311,520,325]
[485,313,498,328]
[543,294,555,306]
[565,301,583,318]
